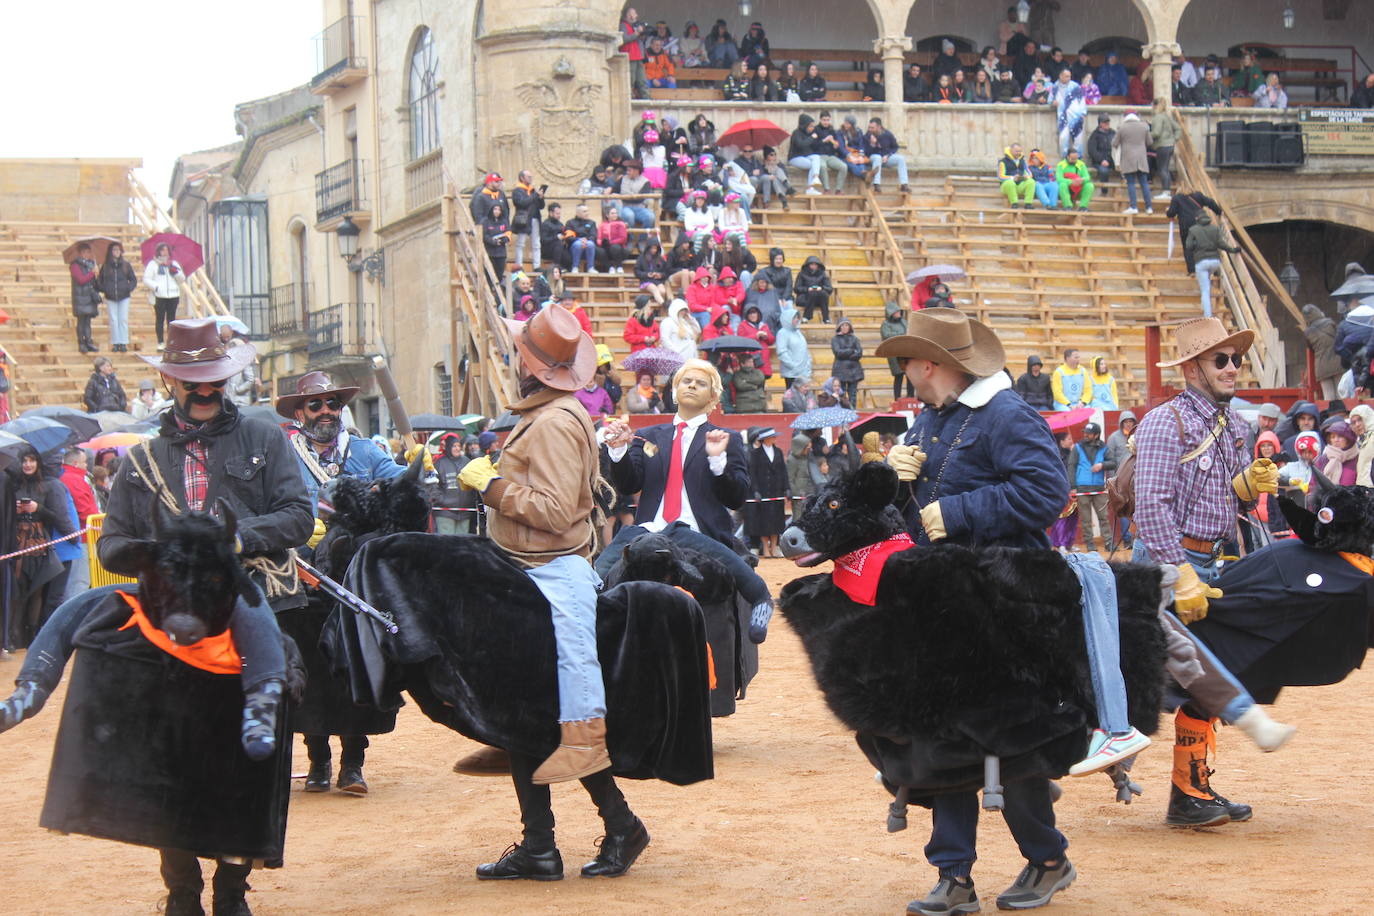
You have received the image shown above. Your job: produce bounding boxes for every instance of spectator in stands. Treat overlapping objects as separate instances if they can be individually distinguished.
[662,155,695,217]
[777,308,812,391]
[706,20,739,68]
[645,37,677,88]
[722,236,757,290]
[660,298,700,362]
[596,206,630,273]
[575,371,615,420]
[1192,67,1228,108]
[1185,213,1239,318]
[904,63,930,102]
[686,265,720,329]
[83,357,127,414]
[717,266,746,315]
[837,114,869,184]
[1086,114,1115,187]
[751,147,791,210]
[861,117,909,193]
[952,69,972,102]
[722,60,751,100]
[580,163,615,196]
[922,282,954,309]
[999,5,1029,56]
[131,377,169,420]
[69,241,101,353]
[1052,69,1088,156]
[812,111,849,194]
[566,204,599,273]
[1113,112,1153,215]
[788,114,826,195]
[759,248,793,303]
[1127,61,1152,106]
[470,172,507,223]
[830,320,864,408]
[800,62,827,101]
[1353,74,1374,109]
[1096,51,1128,97]
[616,160,657,245]
[716,193,750,247]
[650,21,679,60]
[721,155,758,211]
[744,274,782,334]
[625,369,663,414]
[1015,355,1054,410]
[512,294,539,322]
[635,240,670,304]
[1055,149,1094,210]
[1169,64,1189,106]
[748,62,782,101]
[777,62,801,100]
[739,304,775,378]
[623,295,661,353]
[637,128,669,189]
[796,256,832,323]
[1023,70,1052,104]
[1149,98,1179,199]
[739,22,770,68]
[695,234,724,275]
[970,69,995,103]
[1165,184,1222,273]
[601,142,632,174]
[731,353,768,413]
[687,114,717,154]
[680,191,714,250]
[482,204,513,286]
[998,143,1035,208]
[679,21,706,71]
[703,301,736,342]
[881,302,914,399]
[1231,51,1264,97]
[620,8,650,98]
[142,242,182,351]
[1088,357,1119,409]
[97,242,137,353]
[862,69,886,102]
[980,47,1002,84]
[933,39,962,81]
[540,203,571,269]
[1254,73,1289,110]
[695,154,725,201]
[1051,348,1090,411]
[1079,71,1101,105]
[1028,148,1059,209]
[666,238,696,292]
[1303,304,1342,398]
[1046,46,1068,77]
[1070,49,1094,84]
[1013,40,1043,88]
[510,171,546,271]
[994,69,1021,102]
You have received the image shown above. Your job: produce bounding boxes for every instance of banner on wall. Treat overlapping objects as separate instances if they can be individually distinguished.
[1299,109,1374,155]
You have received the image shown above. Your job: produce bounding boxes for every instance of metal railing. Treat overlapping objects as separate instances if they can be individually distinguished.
[307,302,375,362]
[269,283,310,336]
[405,151,444,212]
[315,160,368,224]
[229,295,270,341]
[312,16,366,87]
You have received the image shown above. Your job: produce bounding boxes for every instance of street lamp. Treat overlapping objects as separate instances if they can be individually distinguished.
[1282,6,1295,29]
[738,0,751,17]
[1017,0,1031,23]
[1279,222,1300,297]
[335,215,385,283]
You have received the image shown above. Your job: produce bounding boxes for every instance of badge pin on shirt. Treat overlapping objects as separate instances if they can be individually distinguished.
[643,442,659,458]
[1198,454,1213,471]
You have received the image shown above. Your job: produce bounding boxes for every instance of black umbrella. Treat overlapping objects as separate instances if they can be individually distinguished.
[20,406,101,443]
[239,405,285,425]
[698,335,761,353]
[0,416,78,455]
[410,412,467,431]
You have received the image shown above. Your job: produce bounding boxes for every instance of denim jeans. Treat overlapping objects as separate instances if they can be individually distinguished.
[648,77,677,88]
[869,153,908,186]
[1195,258,1221,318]
[1034,180,1059,208]
[107,297,130,345]
[570,238,597,272]
[594,521,770,607]
[924,780,1066,878]
[62,545,90,601]
[1063,552,1129,734]
[1124,171,1150,210]
[514,219,541,267]
[1155,145,1174,192]
[788,155,821,186]
[525,555,606,723]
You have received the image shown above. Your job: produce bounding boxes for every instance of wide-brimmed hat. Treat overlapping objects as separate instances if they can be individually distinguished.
[275,370,361,418]
[1155,317,1254,367]
[503,304,597,392]
[138,317,257,383]
[874,309,1006,377]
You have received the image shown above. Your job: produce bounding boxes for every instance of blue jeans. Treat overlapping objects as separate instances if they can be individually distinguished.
[62,545,90,601]
[1063,552,1129,734]
[107,297,130,345]
[570,238,597,272]
[620,204,655,230]
[594,521,770,607]
[869,153,908,186]
[1195,258,1221,318]
[1034,180,1059,208]
[788,155,821,186]
[925,780,1066,878]
[1124,171,1150,210]
[525,555,606,723]
[648,77,676,88]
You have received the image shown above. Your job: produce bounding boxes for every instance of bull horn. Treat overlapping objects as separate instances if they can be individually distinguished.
[402,448,427,482]
[215,497,238,543]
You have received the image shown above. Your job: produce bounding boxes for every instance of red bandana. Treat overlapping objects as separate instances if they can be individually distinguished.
[832,532,915,606]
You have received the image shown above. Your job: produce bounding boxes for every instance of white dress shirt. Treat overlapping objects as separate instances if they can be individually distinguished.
[608,412,727,534]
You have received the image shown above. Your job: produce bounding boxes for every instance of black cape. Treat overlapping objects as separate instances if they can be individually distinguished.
[320,533,714,786]
[1190,538,1374,704]
[277,601,397,737]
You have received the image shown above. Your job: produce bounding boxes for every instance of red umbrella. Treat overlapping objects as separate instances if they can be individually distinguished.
[1044,407,1096,431]
[62,236,119,265]
[716,119,788,151]
[141,232,204,275]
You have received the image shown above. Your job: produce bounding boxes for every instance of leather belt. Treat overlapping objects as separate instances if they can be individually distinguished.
[1180,536,1219,555]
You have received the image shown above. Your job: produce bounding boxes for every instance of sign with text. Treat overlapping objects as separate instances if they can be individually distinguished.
[1299,109,1374,155]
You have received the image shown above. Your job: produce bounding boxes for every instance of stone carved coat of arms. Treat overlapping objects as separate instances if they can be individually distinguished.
[512,80,605,183]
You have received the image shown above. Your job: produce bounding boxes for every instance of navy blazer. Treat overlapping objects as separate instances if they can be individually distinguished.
[608,420,751,544]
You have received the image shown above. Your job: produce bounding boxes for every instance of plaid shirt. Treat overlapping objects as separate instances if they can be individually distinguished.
[173,414,211,512]
[1133,386,1250,566]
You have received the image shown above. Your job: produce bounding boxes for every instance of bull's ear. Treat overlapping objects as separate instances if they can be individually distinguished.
[851,460,899,509]
[215,498,238,543]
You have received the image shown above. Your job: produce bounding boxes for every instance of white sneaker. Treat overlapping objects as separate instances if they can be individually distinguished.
[1122,207,1138,215]
[1068,728,1152,777]
[1146,208,1155,215]
[1153,192,1172,201]
[805,187,822,196]
[1234,706,1296,752]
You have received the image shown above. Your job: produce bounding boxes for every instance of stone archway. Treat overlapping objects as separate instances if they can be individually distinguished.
[1232,199,1374,239]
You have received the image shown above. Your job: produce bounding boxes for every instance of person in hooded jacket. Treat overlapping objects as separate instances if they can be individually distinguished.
[881,302,913,399]
[685,265,721,329]
[795,256,832,322]
[1105,409,1137,549]
[738,22,770,68]
[433,433,482,534]
[1014,355,1054,410]
[1185,212,1239,318]
[731,353,768,414]
[799,62,827,101]
[738,304,774,377]
[1165,186,1223,273]
[716,266,746,315]
[622,295,661,352]
[660,298,700,363]
[1279,400,1321,457]
[922,283,954,309]
[1027,148,1058,209]
[758,247,793,302]
[1301,304,1341,398]
[1087,356,1119,409]
[634,240,670,303]
[787,433,817,518]
[1095,51,1128,96]
[787,114,825,193]
[830,319,864,408]
[687,114,717,154]
[776,307,812,389]
[997,144,1035,208]
[83,357,128,414]
[743,275,782,335]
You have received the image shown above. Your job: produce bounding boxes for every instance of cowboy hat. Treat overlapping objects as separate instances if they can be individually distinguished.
[503,304,597,393]
[138,317,257,383]
[874,309,1006,377]
[275,370,362,419]
[1155,317,1254,368]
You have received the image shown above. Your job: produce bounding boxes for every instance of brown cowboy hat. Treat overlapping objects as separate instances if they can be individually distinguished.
[874,309,1006,377]
[503,304,597,392]
[1155,317,1254,368]
[275,370,362,419]
[138,317,257,383]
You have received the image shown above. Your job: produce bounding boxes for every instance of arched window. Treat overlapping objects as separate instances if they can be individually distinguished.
[408,27,441,159]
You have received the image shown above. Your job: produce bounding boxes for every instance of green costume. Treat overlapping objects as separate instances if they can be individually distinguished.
[1054,159,1095,210]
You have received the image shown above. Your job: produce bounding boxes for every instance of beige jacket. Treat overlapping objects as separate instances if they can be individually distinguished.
[483,387,599,565]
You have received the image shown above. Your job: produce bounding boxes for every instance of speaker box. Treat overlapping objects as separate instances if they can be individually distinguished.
[1274,123,1304,165]
[1216,120,1246,166]
[1245,121,1276,165]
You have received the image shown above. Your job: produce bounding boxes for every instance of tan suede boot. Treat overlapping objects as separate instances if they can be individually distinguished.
[531,718,612,785]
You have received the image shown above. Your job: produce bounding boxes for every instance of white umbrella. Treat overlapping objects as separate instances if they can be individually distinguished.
[906,264,968,283]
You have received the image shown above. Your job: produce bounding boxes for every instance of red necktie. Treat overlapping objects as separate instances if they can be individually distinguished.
[662,421,688,522]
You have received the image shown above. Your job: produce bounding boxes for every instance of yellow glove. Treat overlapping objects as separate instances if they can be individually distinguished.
[919,502,947,543]
[307,517,327,550]
[1232,457,1279,500]
[459,456,501,493]
[1172,563,1222,624]
[404,442,435,473]
[887,444,928,482]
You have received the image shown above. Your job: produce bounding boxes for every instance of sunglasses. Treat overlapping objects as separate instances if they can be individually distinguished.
[180,379,227,391]
[306,397,343,412]
[1202,353,1244,370]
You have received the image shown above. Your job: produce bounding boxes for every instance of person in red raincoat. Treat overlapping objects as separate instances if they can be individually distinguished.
[738,304,774,377]
[622,295,661,352]
[910,274,940,311]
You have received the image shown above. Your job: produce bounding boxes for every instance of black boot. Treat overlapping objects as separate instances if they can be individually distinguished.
[304,760,331,792]
[160,849,206,916]
[337,735,368,794]
[336,765,369,795]
[211,861,253,916]
[1205,786,1253,823]
[580,818,650,877]
[476,843,564,881]
[1165,785,1231,827]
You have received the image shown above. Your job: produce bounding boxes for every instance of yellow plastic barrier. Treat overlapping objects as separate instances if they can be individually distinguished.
[85,514,135,587]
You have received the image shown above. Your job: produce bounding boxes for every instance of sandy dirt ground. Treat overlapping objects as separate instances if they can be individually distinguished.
[3,557,1374,915]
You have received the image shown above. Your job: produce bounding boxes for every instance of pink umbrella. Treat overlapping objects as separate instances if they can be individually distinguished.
[141,232,204,275]
[1044,407,1095,431]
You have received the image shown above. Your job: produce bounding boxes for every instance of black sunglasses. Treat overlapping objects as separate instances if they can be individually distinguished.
[181,379,227,391]
[1203,353,1244,370]
[306,397,343,412]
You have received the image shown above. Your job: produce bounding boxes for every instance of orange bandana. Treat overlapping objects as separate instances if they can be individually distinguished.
[117,590,242,675]
[832,532,914,606]
[1339,552,1374,576]
[673,585,717,690]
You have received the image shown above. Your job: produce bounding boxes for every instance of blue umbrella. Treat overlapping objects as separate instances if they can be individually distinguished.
[789,406,859,430]
[20,405,102,442]
[0,415,78,454]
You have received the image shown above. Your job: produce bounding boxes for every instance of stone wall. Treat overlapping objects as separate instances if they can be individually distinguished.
[0,159,141,224]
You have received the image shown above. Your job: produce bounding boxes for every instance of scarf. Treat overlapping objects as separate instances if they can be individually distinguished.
[1322,441,1358,481]
[117,590,242,675]
[161,396,241,446]
[636,383,656,400]
[831,531,914,606]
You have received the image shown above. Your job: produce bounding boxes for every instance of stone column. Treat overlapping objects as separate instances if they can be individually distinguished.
[874,35,913,134]
[1143,41,1181,109]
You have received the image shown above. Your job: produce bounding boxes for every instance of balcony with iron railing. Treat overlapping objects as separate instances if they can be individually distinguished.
[307,302,376,366]
[315,160,369,227]
[405,150,444,213]
[228,295,270,341]
[269,282,311,337]
[311,16,368,94]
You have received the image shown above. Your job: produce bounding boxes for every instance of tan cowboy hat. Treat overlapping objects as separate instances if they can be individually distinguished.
[1155,317,1254,368]
[874,309,1006,377]
[503,304,597,393]
[275,370,362,419]
[138,317,257,383]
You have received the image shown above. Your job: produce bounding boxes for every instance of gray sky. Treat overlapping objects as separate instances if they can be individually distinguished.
[1,1,321,202]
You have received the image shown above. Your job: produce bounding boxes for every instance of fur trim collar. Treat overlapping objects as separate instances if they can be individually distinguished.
[957,372,1012,409]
